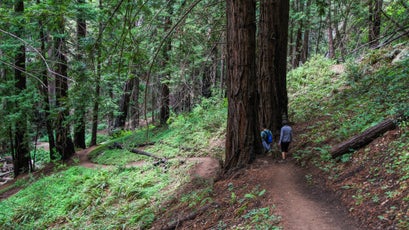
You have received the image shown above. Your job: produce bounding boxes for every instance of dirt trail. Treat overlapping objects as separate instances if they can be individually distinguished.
[266,160,359,230]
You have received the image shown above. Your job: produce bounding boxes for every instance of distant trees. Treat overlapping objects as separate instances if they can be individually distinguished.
[0,0,407,175]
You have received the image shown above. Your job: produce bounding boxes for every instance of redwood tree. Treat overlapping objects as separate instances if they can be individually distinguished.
[53,1,75,160]
[13,0,31,176]
[224,0,259,171]
[258,0,290,138]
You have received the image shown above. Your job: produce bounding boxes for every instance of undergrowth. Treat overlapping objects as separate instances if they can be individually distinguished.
[0,96,227,229]
[289,46,409,228]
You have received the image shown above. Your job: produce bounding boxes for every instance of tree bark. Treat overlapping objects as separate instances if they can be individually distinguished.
[74,0,87,149]
[90,0,103,146]
[114,79,134,129]
[54,2,75,160]
[258,0,289,136]
[160,0,173,126]
[13,0,31,176]
[224,0,259,171]
[368,0,383,48]
[331,118,396,158]
[37,0,56,158]
[327,0,335,59]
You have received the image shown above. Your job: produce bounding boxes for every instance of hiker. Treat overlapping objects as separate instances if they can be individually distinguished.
[278,121,292,161]
[261,127,273,153]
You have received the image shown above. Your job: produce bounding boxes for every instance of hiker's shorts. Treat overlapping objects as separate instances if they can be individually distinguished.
[280,142,290,152]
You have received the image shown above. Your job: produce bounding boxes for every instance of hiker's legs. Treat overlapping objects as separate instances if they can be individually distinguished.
[262,140,270,152]
[280,142,290,160]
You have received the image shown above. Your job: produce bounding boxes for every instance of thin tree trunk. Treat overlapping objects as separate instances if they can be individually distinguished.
[90,0,102,146]
[160,0,173,126]
[130,76,140,129]
[369,0,383,48]
[327,0,335,59]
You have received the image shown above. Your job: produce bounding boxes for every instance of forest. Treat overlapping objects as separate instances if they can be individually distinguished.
[0,0,408,229]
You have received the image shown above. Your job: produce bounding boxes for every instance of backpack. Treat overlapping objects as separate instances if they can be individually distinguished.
[265,130,273,144]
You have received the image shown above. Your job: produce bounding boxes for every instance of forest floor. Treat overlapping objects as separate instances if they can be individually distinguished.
[0,124,366,229]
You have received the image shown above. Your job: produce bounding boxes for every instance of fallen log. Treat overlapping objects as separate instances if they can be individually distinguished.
[161,203,218,230]
[331,118,396,158]
[109,142,166,162]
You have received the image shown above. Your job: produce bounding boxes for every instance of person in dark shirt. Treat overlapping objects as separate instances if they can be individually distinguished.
[278,121,292,161]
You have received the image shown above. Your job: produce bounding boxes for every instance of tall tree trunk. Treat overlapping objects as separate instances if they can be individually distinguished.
[275,0,290,123]
[114,79,134,129]
[74,0,87,149]
[130,76,140,129]
[38,1,56,158]
[301,0,312,63]
[160,0,173,126]
[258,0,281,136]
[369,0,383,48]
[54,4,75,160]
[90,0,103,146]
[224,0,258,171]
[327,0,335,59]
[13,0,31,176]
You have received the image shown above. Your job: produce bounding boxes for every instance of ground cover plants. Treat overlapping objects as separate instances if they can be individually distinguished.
[288,45,409,228]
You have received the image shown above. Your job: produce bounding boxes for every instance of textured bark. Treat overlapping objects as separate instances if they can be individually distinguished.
[54,6,75,160]
[37,0,56,157]
[74,0,87,149]
[160,0,173,126]
[114,79,134,129]
[331,119,396,158]
[90,0,103,146]
[224,0,259,171]
[13,0,31,176]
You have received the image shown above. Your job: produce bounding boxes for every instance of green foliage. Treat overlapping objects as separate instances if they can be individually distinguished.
[0,165,175,229]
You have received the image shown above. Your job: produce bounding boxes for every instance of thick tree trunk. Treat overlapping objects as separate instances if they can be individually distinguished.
[73,0,87,149]
[114,79,134,129]
[331,118,396,158]
[224,0,259,171]
[54,7,75,160]
[275,0,290,124]
[37,5,56,158]
[13,0,31,176]
[258,0,277,133]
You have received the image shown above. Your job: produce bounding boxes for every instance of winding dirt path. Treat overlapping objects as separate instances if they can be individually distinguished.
[267,160,359,230]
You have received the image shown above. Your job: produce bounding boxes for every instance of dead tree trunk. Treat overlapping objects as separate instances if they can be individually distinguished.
[331,118,396,158]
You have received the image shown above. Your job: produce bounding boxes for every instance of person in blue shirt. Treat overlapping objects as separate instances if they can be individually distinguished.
[278,121,292,161]
[261,126,273,154]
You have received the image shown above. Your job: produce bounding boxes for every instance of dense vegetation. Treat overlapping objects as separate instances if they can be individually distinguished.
[1,44,408,229]
[0,0,408,228]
